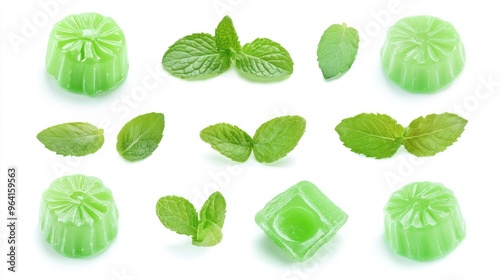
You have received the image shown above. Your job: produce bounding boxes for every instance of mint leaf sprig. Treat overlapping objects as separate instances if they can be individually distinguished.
[200,115,306,163]
[156,192,226,247]
[335,112,467,159]
[162,16,294,81]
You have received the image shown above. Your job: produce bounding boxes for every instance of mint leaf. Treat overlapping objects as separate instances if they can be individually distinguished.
[215,16,241,53]
[403,113,467,157]
[192,221,223,247]
[235,38,294,79]
[317,23,359,79]
[116,112,165,161]
[156,195,199,237]
[200,123,252,162]
[36,122,104,156]
[199,191,226,228]
[252,116,306,163]
[162,33,231,79]
[335,113,405,159]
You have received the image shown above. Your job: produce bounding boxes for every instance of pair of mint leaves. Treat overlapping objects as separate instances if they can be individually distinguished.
[37,112,165,161]
[162,16,293,80]
[200,115,306,163]
[156,192,226,247]
[335,112,467,159]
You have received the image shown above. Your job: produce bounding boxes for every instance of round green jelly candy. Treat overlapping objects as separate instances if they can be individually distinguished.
[40,175,119,257]
[384,182,466,261]
[381,16,465,93]
[46,13,128,95]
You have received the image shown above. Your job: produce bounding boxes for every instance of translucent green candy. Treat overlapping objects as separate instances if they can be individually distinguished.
[40,175,119,258]
[46,13,128,95]
[384,182,466,261]
[381,16,465,93]
[255,181,348,261]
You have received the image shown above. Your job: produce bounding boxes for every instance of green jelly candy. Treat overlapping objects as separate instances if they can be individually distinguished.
[255,181,348,261]
[381,16,465,93]
[384,182,466,261]
[40,175,119,258]
[46,13,128,95]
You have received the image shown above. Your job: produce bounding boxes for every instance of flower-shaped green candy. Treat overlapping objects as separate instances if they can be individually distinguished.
[40,175,119,257]
[381,16,465,93]
[384,182,466,261]
[46,13,128,95]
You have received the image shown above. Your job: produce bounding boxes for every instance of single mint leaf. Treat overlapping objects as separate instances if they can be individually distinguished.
[192,221,223,247]
[36,122,104,156]
[156,196,199,237]
[116,112,165,161]
[200,123,252,162]
[215,16,241,53]
[335,113,405,159]
[317,23,359,79]
[252,116,306,163]
[235,38,294,79]
[200,191,226,228]
[162,33,231,79]
[403,113,468,157]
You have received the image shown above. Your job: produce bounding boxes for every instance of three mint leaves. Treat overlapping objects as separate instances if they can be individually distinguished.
[200,115,306,163]
[335,112,467,159]
[162,16,293,80]
[156,192,226,247]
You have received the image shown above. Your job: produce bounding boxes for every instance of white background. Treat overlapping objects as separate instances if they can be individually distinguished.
[1,0,500,279]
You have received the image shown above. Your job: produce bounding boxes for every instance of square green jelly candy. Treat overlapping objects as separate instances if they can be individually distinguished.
[255,181,348,261]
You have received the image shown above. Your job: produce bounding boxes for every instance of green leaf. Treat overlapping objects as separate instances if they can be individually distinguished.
[116,112,165,161]
[215,16,241,53]
[252,116,306,163]
[156,192,227,246]
[156,195,199,237]
[235,38,294,79]
[36,122,104,156]
[335,113,405,159]
[317,23,359,79]
[199,191,226,228]
[200,123,252,162]
[162,33,231,79]
[403,113,467,157]
[192,221,223,247]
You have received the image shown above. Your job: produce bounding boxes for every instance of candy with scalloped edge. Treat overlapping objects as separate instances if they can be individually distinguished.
[46,13,128,95]
[40,175,119,257]
[384,181,466,261]
[381,16,465,93]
